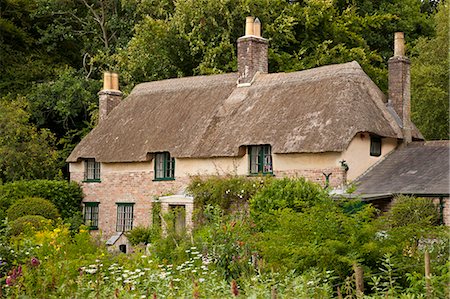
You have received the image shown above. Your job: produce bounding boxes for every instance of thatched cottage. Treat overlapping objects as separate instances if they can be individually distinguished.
[67,17,448,250]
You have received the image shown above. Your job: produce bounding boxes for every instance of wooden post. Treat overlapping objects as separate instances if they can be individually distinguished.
[271,286,277,299]
[337,286,343,299]
[353,263,364,297]
[425,250,431,298]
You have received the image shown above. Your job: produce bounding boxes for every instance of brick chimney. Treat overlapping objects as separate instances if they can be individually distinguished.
[237,17,268,86]
[388,32,412,144]
[99,71,122,123]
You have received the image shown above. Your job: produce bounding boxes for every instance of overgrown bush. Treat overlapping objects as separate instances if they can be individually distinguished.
[387,195,440,227]
[0,179,82,220]
[249,177,330,228]
[125,226,159,246]
[187,175,271,223]
[7,197,60,221]
[9,215,52,236]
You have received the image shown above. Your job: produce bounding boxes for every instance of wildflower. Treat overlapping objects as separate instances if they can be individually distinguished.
[6,265,22,286]
[141,255,147,258]
[199,278,205,283]
[116,277,122,281]
[30,257,41,267]
[85,268,97,274]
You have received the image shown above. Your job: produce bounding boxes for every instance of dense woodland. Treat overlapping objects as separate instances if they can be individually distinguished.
[0,0,449,183]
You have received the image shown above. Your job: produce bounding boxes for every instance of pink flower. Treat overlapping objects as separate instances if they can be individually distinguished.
[30,257,40,267]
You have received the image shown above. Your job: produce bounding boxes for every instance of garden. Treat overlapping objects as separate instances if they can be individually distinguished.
[0,177,448,298]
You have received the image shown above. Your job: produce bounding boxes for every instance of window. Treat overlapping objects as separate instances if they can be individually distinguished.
[154,152,175,180]
[83,202,99,230]
[116,203,134,232]
[370,136,382,157]
[249,145,273,175]
[84,159,100,182]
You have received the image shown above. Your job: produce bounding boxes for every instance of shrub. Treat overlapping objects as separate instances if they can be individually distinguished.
[249,177,330,228]
[126,226,159,246]
[0,179,82,219]
[187,175,272,223]
[387,195,440,227]
[7,197,60,221]
[9,215,52,236]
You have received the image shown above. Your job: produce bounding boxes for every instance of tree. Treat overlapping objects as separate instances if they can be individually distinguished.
[411,1,449,140]
[0,99,59,183]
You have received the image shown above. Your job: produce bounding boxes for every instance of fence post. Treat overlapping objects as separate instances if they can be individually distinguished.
[425,250,431,298]
[337,286,343,299]
[271,286,277,299]
[353,263,364,297]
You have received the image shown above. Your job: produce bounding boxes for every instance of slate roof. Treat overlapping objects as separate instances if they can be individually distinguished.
[67,61,421,163]
[354,141,450,197]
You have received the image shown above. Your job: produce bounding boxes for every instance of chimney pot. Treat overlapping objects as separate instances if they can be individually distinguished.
[245,16,255,36]
[103,72,112,90]
[394,32,405,57]
[111,72,119,91]
[253,18,261,37]
[99,71,122,123]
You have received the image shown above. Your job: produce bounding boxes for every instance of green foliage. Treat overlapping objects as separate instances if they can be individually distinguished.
[9,215,52,236]
[386,195,440,227]
[249,177,329,228]
[0,179,83,220]
[7,197,60,221]
[0,99,59,183]
[187,175,271,223]
[411,1,449,140]
[194,205,255,280]
[125,226,159,246]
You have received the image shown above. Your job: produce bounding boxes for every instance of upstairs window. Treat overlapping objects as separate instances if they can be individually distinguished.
[116,203,134,232]
[84,159,100,182]
[154,152,175,180]
[370,136,382,157]
[249,145,273,175]
[84,202,99,230]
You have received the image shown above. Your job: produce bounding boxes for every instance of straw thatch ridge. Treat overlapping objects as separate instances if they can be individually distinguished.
[67,61,421,163]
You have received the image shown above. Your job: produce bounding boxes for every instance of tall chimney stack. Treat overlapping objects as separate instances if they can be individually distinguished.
[99,71,122,123]
[237,16,268,86]
[388,32,412,144]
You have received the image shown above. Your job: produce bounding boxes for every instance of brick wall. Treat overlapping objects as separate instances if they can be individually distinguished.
[72,162,353,249]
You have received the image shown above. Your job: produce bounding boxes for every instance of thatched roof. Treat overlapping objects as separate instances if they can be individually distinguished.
[67,61,421,163]
[354,141,450,196]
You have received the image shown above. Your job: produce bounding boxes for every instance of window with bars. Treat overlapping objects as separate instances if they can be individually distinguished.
[84,159,101,182]
[249,145,273,175]
[116,203,134,232]
[154,152,175,180]
[83,202,99,230]
[370,136,382,157]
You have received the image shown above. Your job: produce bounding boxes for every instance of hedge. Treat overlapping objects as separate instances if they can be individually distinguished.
[7,197,60,221]
[0,180,82,220]
[9,215,52,236]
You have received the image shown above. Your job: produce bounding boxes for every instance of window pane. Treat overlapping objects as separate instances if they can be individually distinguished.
[370,137,382,157]
[85,159,100,181]
[250,146,259,173]
[155,152,174,179]
[117,204,134,232]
